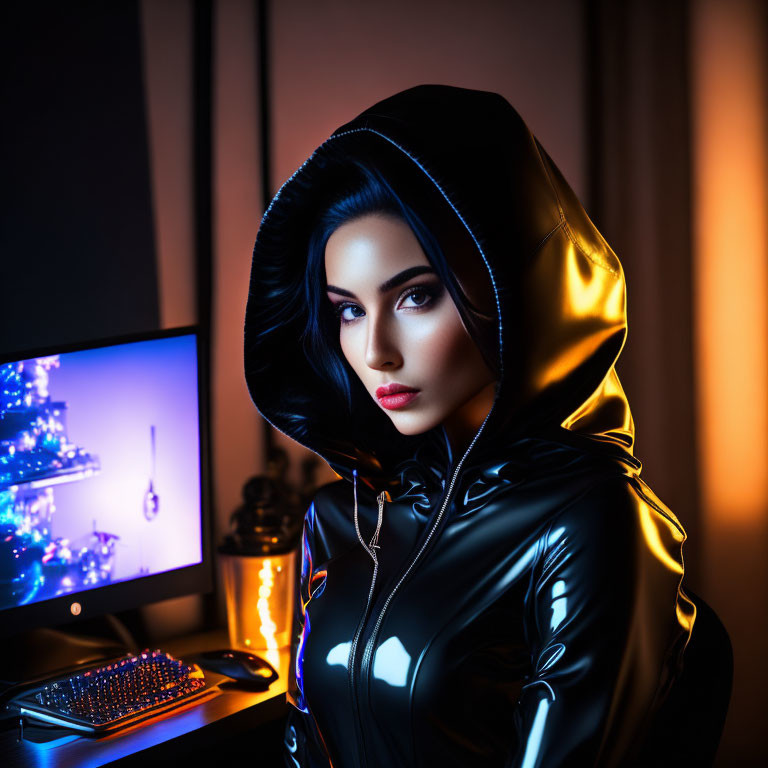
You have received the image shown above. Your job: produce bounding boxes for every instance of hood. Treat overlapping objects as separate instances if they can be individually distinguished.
[244,84,635,493]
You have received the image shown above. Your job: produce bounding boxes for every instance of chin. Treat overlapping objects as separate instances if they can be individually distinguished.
[387,413,440,437]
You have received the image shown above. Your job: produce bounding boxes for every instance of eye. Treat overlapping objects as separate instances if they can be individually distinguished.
[399,286,433,308]
[400,285,441,309]
[333,302,364,324]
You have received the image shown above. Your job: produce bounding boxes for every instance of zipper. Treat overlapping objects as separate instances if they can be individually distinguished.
[347,474,386,768]
[350,411,494,767]
[358,445,468,691]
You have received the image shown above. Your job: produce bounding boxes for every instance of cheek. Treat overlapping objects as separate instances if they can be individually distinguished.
[414,306,478,377]
[339,329,366,377]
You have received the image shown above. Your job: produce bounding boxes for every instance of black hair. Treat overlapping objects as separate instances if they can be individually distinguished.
[301,161,499,415]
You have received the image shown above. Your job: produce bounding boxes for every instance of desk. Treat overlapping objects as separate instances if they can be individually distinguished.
[1,628,290,767]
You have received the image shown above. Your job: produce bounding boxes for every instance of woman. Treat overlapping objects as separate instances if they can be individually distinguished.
[244,84,696,767]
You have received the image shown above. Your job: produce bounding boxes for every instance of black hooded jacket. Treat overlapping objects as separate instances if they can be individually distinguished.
[244,85,696,767]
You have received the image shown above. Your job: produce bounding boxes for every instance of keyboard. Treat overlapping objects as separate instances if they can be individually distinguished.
[9,649,213,735]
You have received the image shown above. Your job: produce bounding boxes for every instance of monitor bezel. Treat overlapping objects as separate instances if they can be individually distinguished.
[0,325,214,638]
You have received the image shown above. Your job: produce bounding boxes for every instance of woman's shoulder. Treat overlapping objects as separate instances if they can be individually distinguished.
[305,478,348,530]
[309,477,348,508]
[302,477,371,560]
[541,472,688,576]
[565,473,684,534]
[500,428,688,543]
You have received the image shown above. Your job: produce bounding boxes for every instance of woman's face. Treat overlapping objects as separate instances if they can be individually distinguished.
[324,212,497,452]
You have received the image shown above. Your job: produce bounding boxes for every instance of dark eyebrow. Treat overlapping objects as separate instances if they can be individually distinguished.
[326,266,436,299]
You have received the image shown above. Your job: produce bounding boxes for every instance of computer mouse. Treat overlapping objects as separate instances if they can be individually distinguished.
[196,649,279,687]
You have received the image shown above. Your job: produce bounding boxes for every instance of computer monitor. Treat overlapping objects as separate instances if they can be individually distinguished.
[0,327,213,644]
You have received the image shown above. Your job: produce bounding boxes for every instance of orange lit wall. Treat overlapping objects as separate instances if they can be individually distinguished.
[691,0,768,761]
[211,0,266,626]
[692,0,768,523]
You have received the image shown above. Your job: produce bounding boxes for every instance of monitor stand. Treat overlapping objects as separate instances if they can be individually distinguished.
[0,612,143,688]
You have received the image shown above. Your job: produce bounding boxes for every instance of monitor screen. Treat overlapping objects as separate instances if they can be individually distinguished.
[0,330,206,618]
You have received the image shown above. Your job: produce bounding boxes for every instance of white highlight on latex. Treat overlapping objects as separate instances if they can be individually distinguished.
[372,636,412,687]
[550,579,567,632]
[327,641,352,668]
[520,697,552,768]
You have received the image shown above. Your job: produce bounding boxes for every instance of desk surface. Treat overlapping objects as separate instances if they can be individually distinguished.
[2,628,290,768]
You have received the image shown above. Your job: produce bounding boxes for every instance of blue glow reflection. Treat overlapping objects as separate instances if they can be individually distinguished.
[551,579,567,631]
[548,526,566,546]
[373,636,411,687]
[521,697,551,768]
[326,641,351,668]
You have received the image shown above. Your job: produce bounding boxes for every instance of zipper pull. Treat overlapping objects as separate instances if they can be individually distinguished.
[370,491,386,550]
[353,471,385,560]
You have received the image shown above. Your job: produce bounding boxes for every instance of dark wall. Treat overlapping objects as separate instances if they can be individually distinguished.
[585,0,701,583]
[1,0,159,357]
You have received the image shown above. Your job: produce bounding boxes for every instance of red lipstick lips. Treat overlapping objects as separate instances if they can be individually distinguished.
[376,383,420,410]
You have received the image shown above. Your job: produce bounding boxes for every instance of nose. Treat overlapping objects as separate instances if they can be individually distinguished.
[365,311,402,370]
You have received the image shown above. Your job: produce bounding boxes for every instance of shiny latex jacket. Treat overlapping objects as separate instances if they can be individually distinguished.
[244,84,696,767]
